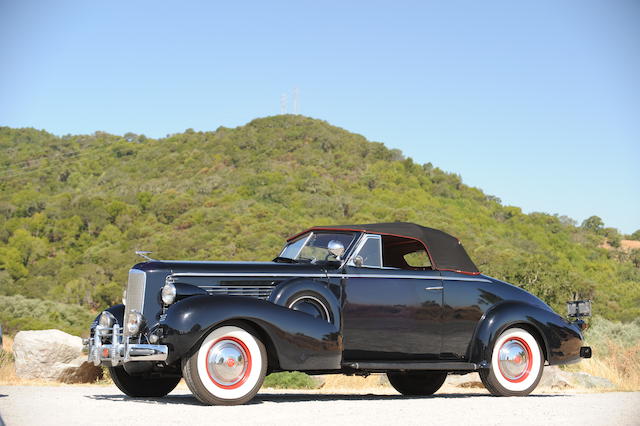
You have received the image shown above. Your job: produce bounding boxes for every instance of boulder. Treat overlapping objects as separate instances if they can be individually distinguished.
[566,371,615,389]
[445,367,615,391]
[538,366,615,390]
[539,366,573,389]
[13,329,102,383]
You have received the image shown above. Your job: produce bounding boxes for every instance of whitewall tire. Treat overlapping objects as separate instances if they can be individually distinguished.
[479,327,544,396]
[182,325,267,405]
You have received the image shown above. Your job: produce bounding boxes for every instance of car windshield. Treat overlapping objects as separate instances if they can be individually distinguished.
[279,232,356,263]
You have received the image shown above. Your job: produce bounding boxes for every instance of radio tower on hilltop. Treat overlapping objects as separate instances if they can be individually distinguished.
[280,93,288,114]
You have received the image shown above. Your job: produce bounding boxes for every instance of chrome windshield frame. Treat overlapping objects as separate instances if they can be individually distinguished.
[278,232,314,261]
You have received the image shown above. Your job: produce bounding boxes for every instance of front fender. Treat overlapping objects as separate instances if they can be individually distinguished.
[91,304,125,328]
[160,295,342,370]
[468,300,583,366]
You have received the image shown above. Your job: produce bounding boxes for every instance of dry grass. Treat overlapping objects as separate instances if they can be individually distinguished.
[320,374,391,391]
[2,335,13,352]
[565,342,640,391]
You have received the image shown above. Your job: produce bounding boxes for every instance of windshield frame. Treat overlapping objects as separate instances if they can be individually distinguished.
[278,231,359,264]
[279,232,314,260]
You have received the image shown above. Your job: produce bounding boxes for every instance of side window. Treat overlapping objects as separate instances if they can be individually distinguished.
[403,250,431,268]
[351,236,382,268]
[381,235,432,270]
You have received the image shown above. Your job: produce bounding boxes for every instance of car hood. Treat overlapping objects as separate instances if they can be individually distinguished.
[132,260,330,276]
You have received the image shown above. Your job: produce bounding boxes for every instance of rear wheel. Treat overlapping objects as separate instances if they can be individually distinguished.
[479,327,544,396]
[109,366,180,397]
[182,325,267,406]
[387,371,447,395]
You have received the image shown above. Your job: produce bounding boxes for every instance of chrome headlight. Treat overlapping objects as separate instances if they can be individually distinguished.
[99,311,115,328]
[126,311,144,335]
[161,282,177,305]
[97,311,116,335]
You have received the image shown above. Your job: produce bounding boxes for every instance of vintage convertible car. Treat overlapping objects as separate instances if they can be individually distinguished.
[86,222,591,405]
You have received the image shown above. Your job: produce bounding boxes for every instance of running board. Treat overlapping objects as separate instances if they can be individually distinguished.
[343,361,478,371]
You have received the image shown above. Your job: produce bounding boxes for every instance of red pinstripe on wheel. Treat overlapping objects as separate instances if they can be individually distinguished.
[205,336,252,390]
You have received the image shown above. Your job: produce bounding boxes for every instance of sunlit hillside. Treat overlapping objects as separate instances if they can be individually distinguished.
[0,115,638,332]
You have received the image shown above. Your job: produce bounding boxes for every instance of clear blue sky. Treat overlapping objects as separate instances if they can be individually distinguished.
[1,1,638,233]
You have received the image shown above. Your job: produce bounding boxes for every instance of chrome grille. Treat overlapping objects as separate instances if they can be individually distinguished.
[201,286,273,300]
[124,269,146,337]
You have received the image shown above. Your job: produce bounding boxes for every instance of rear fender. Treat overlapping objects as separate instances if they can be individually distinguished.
[468,300,583,366]
[160,295,341,370]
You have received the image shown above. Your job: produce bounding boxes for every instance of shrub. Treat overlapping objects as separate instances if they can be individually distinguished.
[262,371,318,389]
[566,316,640,391]
[0,295,94,337]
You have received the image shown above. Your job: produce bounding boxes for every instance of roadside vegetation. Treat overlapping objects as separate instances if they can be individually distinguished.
[565,317,640,391]
[263,371,319,389]
[0,115,637,325]
[0,295,94,337]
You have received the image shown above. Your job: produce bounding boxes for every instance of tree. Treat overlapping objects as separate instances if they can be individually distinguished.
[581,216,604,233]
[630,230,640,241]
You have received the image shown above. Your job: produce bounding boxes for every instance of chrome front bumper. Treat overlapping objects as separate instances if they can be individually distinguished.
[84,323,168,366]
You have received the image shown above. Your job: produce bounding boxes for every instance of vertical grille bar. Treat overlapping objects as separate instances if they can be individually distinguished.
[124,269,146,337]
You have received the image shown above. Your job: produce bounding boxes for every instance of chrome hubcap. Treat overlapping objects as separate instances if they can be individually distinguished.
[207,339,248,386]
[498,339,530,381]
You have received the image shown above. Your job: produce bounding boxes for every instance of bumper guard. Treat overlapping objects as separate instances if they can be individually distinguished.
[84,323,168,366]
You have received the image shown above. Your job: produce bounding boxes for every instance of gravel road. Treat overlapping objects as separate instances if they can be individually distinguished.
[1,385,639,426]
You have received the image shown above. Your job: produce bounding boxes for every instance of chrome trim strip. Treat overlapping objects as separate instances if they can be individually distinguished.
[329,274,490,282]
[329,274,491,283]
[440,276,492,283]
[288,295,331,322]
[425,286,444,290]
[328,273,441,280]
[170,272,490,283]
[170,272,327,278]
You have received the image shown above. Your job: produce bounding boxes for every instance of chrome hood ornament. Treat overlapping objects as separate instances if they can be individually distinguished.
[135,251,156,261]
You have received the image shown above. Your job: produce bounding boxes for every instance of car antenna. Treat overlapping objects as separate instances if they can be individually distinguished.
[135,250,156,261]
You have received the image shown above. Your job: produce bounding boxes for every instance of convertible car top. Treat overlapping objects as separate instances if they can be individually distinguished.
[290,221,480,274]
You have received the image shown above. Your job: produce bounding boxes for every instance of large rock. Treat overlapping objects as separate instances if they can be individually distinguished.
[444,367,615,391]
[13,329,102,383]
[539,366,573,389]
[540,366,615,390]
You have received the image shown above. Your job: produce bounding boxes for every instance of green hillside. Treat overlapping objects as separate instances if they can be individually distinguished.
[0,115,638,325]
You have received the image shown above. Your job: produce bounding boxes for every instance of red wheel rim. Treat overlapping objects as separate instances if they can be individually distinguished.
[497,336,533,383]
[205,336,252,389]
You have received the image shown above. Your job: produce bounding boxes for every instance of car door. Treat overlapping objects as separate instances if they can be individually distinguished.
[341,234,443,361]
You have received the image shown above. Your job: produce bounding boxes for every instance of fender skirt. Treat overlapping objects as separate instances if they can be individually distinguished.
[159,295,342,370]
[468,300,583,367]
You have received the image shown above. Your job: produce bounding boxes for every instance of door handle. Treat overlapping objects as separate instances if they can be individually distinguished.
[425,286,443,291]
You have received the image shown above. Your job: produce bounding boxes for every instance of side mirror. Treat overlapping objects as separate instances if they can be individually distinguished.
[327,240,345,259]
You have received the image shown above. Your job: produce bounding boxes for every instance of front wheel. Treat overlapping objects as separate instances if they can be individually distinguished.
[182,325,267,406]
[109,366,180,397]
[387,371,448,395]
[479,327,544,396]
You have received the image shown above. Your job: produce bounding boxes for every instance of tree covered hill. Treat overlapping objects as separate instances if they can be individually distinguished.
[0,115,638,322]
